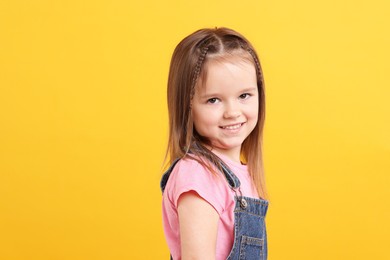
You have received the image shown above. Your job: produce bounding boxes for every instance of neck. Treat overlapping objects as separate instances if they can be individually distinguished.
[210,147,241,164]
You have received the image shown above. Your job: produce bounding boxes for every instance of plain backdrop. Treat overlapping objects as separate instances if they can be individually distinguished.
[1,0,389,259]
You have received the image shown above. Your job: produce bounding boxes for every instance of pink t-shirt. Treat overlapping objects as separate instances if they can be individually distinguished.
[161,152,259,260]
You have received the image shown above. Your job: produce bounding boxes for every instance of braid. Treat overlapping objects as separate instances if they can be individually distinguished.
[236,39,263,81]
[246,47,263,81]
[190,46,209,99]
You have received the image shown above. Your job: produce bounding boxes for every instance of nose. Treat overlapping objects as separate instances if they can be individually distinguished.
[223,101,241,119]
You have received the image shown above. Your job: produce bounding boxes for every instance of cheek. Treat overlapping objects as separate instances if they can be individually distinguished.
[192,109,219,131]
[247,102,259,121]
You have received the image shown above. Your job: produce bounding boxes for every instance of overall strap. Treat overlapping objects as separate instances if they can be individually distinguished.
[217,158,241,189]
[160,158,180,193]
[159,155,241,193]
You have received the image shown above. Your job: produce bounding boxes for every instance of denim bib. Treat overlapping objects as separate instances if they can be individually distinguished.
[160,157,269,260]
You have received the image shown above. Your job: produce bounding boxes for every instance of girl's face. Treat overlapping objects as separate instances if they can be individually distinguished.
[191,58,259,162]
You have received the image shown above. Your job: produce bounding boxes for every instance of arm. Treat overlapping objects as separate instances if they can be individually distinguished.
[177,191,219,260]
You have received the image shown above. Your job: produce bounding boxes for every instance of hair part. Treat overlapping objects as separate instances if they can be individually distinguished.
[165,27,268,200]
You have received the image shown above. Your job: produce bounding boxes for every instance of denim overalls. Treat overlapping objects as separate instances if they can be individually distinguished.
[160,157,269,260]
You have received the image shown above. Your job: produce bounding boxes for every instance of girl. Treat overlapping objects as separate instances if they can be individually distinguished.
[160,27,269,260]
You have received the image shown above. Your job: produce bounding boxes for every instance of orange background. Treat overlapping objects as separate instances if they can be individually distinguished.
[1,0,389,259]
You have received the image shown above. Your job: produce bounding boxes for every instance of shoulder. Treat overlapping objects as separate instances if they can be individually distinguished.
[165,156,231,215]
[174,155,211,176]
[169,156,220,191]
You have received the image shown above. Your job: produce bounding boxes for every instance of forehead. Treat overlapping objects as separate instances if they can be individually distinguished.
[196,57,257,93]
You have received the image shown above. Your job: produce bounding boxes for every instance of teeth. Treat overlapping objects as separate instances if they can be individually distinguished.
[223,123,242,130]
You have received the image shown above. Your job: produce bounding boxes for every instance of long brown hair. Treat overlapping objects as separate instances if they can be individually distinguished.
[165,27,268,200]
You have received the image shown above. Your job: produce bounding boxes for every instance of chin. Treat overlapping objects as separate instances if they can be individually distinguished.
[213,143,242,152]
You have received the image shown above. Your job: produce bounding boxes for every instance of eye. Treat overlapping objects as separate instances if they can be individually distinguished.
[239,93,251,100]
[207,98,220,104]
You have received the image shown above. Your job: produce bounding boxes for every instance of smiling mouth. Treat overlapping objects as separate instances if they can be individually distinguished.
[220,123,245,130]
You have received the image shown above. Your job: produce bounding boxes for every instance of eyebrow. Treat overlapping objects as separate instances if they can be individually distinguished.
[200,87,257,99]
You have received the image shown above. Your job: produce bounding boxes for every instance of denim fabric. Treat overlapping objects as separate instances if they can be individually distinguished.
[160,157,268,260]
[226,196,268,260]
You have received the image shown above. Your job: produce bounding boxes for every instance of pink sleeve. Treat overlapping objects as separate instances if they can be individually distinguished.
[168,158,227,215]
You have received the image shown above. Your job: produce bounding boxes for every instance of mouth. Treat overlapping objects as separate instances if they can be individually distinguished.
[220,122,245,130]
